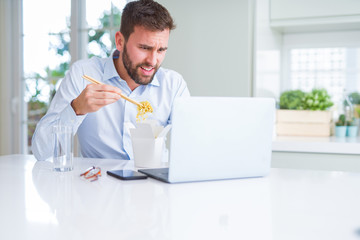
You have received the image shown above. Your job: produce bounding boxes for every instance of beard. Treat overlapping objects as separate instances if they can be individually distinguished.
[122,44,159,85]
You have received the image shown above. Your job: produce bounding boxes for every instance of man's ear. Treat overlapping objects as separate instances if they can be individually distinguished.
[115,31,125,51]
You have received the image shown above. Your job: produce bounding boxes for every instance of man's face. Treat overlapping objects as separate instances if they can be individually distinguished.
[121,26,170,85]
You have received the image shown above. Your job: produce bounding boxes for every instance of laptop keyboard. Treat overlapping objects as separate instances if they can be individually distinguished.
[139,168,169,180]
[152,168,169,177]
[157,171,168,178]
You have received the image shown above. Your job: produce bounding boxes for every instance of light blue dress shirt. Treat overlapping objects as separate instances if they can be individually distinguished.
[32,51,190,161]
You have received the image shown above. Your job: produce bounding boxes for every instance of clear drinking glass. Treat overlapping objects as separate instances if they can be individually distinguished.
[53,125,74,172]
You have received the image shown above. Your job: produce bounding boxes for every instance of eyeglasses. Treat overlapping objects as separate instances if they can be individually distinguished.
[80,166,101,182]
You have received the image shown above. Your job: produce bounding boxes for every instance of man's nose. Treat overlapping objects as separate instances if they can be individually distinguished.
[146,51,157,66]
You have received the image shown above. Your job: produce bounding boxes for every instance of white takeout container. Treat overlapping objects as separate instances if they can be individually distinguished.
[127,120,171,168]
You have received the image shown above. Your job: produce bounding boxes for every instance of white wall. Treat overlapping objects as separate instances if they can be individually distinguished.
[254,0,282,100]
[158,0,255,97]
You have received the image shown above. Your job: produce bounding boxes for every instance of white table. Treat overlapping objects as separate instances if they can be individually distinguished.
[1,154,360,240]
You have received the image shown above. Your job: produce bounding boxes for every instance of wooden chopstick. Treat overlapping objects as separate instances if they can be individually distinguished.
[82,75,142,107]
[83,75,102,85]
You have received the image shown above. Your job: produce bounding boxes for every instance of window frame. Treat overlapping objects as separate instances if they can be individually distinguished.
[0,0,24,155]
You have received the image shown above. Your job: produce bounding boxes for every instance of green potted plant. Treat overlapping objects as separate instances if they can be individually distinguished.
[279,90,305,110]
[348,92,360,118]
[277,88,334,137]
[335,114,347,137]
[346,117,359,137]
[299,89,334,111]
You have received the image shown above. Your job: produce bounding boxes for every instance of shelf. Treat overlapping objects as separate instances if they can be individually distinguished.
[272,136,360,155]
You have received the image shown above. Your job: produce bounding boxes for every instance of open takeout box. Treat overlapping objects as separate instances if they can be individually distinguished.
[126,120,172,168]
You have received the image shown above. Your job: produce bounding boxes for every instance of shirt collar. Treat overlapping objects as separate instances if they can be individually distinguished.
[148,73,160,87]
[102,50,160,87]
[102,50,121,83]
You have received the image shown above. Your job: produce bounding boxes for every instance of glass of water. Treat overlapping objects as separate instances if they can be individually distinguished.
[53,125,74,172]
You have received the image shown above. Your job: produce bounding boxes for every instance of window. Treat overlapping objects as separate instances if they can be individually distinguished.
[22,0,126,153]
[288,47,360,104]
[23,0,71,152]
[282,31,360,106]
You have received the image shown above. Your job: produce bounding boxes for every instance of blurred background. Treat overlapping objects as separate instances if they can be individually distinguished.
[1,0,360,159]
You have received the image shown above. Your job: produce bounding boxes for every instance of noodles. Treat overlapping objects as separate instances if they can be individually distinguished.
[136,101,153,122]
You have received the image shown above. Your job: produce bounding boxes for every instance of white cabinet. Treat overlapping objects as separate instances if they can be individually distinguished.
[270,0,360,32]
[272,136,360,172]
[272,151,360,172]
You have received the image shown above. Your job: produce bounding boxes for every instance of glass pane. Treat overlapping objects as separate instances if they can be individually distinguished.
[86,0,124,28]
[111,0,127,12]
[23,0,71,152]
[23,0,71,34]
[289,47,352,104]
[86,0,112,29]
[86,0,124,58]
[88,30,112,57]
[23,34,51,77]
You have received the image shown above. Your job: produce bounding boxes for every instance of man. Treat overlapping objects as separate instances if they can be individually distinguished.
[32,0,190,161]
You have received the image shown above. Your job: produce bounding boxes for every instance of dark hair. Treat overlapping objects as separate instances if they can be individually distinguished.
[120,0,176,41]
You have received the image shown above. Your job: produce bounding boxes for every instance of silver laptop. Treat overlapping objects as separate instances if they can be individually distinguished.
[139,97,275,183]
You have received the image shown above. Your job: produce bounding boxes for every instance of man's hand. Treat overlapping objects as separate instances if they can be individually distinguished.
[71,84,122,115]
